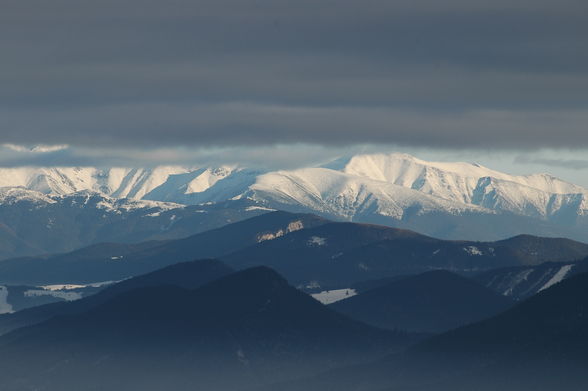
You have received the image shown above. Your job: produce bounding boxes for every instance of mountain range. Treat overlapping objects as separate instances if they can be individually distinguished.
[1,211,587,288]
[0,153,587,246]
[4,257,587,391]
[0,196,585,389]
[0,211,327,285]
[221,218,588,286]
[0,188,270,259]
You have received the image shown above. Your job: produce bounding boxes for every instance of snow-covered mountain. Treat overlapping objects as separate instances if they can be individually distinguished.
[243,154,588,241]
[0,166,246,199]
[1,153,587,242]
[326,153,587,217]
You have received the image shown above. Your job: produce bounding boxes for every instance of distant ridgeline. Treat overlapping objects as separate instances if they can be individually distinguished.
[0,211,586,288]
[0,153,586,256]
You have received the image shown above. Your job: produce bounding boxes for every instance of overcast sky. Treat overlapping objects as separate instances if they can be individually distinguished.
[1,0,587,184]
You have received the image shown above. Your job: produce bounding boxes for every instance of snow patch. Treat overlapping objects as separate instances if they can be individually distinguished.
[0,286,13,314]
[463,246,483,256]
[257,232,282,242]
[245,206,277,212]
[501,269,534,296]
[307,236,327,246]
[539,264,574,292]
[287,220,304,232]
[256,220,305,242]
[41,284,86,291]
[160,214,180,231]
[40,281,116,291]
[312,289,357,305]
[185,166,235,194]
[304,281,321,290]
[25,290,82,301]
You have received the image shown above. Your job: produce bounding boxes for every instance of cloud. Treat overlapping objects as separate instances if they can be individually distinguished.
[1,103,588,149]
[3,144,70,153]
[1,0,587,149]
[0,142,362,169]
[515,155,588,170]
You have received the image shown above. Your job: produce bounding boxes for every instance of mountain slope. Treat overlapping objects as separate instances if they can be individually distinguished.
[475,256,588,300]
[0,259,234,336]
[222,222,588,286]
[494,234,588,264]
[0,211,328,285]
[1,210,585,289]
[0,267,411,391]
[0,188,271,259]
[330,270,514,333]
[257,270,588,391]
[394,269,588,391]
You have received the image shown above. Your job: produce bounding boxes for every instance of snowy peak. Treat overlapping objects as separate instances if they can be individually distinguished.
[0,166,195,198]
[337,153,584,196]
[337,153,502,184]
[326,153,587,218]
[248,167,484,220]
[106,166,193,199]
[0,186,57,205]
[0,153,587,242]
[184,166,238,194]
[0,165,254,202]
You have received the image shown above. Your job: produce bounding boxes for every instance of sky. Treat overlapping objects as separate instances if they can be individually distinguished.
[1,0,587,185]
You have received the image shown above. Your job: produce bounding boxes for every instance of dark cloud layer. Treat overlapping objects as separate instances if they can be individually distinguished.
[1,0,587,148]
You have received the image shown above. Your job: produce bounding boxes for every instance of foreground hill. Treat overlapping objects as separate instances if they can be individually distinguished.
[0,267,412,391]
[330,270,514,333]
[265,270,588,391]
[0,283,105,315]
[400,270,588,390]
[1,153,587,242]
[0,259,234,335]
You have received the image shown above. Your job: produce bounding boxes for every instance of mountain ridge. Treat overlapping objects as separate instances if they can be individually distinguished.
[0,153,587,242]
[0,190,271,260]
